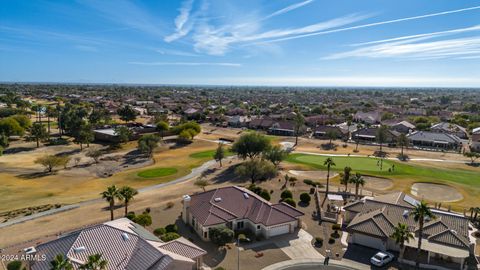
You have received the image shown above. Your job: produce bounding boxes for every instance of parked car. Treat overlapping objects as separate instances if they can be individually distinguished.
[370,251,394,267]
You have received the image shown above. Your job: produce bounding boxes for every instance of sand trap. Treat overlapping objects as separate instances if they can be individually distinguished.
[288,170,338,179]
[411,183,463,202]
[363,176,393,191]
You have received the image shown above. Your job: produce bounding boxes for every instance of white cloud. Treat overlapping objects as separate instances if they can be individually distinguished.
[156,48,199,57]
[263,0,314,20]
[165,0,195,42]
[128,61,241,67]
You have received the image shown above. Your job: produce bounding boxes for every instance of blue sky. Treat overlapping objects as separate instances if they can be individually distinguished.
[1,0,480,87]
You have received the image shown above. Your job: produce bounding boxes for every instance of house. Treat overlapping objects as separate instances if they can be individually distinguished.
[431,122,468,139]
[351,127,398,145]
[407,131,462,151]
[30,218,206,270]
[182,186,304,241]
[227,115,251,128]
[353,111,381,124]
[471,127,480,152]
[405,107,427,116]
[313,125,346,140]
[249,118,275,130]
[389,121,415,134]
[268,121,299,136]
[343,192,476,270]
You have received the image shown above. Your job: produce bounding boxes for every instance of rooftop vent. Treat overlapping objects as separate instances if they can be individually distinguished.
[243,193,249,199]
[214,197,222,202]
[23,247,36,255]
[122,232,130,241]
[451,229,457,234]
[403,210,409,218]
[74,246,86,253]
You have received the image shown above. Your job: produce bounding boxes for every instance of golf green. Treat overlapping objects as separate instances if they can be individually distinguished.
[189,149,234,159]
[137,167,178,178]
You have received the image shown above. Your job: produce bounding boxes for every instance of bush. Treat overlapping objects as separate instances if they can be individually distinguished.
[283,198,296,207]
[214,268,226,270]
[328,237,335,244]
[309,187,315,194]
[126,211,136,221]
[280,189,293,200]
[154,227,166,236]
[166,202,175,209]
[299,193,311,204]
[259,190,271,201]
[332,224,341,231]
[210,227,234,246]
[331,231,340,239]
[315,236,323,246]
[165,224,178,233]
[7,261,22,270]
[238,233,247,242]
[161,232,181,242]
[134,213,152,227]
[303,179,323,187]
[145,207,151,213]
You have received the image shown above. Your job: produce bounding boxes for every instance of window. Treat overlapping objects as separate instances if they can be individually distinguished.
[237,221,244,229]
[204,231,208,239]
[257,225,260,230]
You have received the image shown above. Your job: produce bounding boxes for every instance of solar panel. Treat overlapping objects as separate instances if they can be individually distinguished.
[403,195,419,206]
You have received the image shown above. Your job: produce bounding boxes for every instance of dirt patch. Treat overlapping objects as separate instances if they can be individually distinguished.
[288,170,338,179]
[363,176,393,191]
[411,182,463,202]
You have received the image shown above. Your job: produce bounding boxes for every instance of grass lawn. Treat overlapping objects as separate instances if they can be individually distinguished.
[189,149,235,159]
[137,167,178,178]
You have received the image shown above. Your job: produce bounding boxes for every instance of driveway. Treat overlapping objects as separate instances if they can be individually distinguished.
[343,244,399,270]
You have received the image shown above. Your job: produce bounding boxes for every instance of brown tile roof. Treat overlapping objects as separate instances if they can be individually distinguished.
[189,186,304,227]
[158,238,206,259]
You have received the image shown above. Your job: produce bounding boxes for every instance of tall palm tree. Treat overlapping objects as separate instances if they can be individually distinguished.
[349,173,365,200]
[293,110,305,146]
[50,254,73,270]
[340,166,352,192]
[118,186,138,216]
[397,133,409,160]
[410,201,435,269]
[322,158,336,206]
[101,185,123,221]
[79,254,107,270]
[390,223,414,261]
[376,125,388,153]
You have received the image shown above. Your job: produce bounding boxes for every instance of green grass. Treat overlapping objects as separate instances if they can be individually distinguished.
[137,167,178,178]
[189,149,235,159]
[286,154,480,188]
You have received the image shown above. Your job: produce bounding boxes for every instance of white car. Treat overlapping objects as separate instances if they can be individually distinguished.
[370,251,394,267]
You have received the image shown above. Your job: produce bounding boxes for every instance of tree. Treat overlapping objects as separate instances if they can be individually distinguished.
[0,132,8,148]
[281,189,293,200]
[155,120,169,139]
[397,133,409,160]
[178,129,193,142]
[79,254,107,270]
[464,152,480,164]
[114,126,132,144]
[214,143,226,167]
[29,122,48,148]
[390,223,414,261]
[300,193,311,204]
[322,157,336,206]
[293,110,305,146]
[209,227,234,246]
[34,155,64,173]
[11,114,31,129]
[410,201,435,269]
[349,173,365,200]
[119,186,138,216]
[0,117,25,137]
[263,145,288,167]
[74,122,94,150]
[326,130,338,146]
[50,254,73,270]
[117,105,137,123]
[101,185,123,221]
[134,212,152,227]
[6,261,22,270]
[235,159,277,184]
[194,179,209,192]
[376,125,388,153]
[231,132,271,160]
[138,134,160,157]
[86,149,103,163]
[45,105,57,136]
[340,166,352,192]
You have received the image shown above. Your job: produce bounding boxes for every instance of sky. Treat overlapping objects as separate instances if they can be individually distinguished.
[1,0,480,87]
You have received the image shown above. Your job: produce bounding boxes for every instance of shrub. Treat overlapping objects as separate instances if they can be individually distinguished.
[259,190,271,201]
[280,189,293,200]
[299,193,311,204]
[309,187,315,194]
[161,232,181,242]
[303,179,313,185]
[7,261,22,270]
[238,233,247,242]
[154,227,166,236]
[331,231,340,239]
[166,202,175,209]
[214,268,226,270]
[165,224,178,233]
[210,227,234,246]
[134,213,152,227]
[328,237,335,244]
[315,236,323,246]
[283,198,296,207]
[126,211,136,221]
[145,207,151,213]
[332,224,341,231]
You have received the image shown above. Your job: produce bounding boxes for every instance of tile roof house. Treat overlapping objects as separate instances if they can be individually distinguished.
[353,111,381,124]
[182,186,304,241]
[407,131,462,151]
[30,218,206,270]
[343,192,476,269]
[313,125,347,140]
[471,127,480,152]
[431,122,468,139]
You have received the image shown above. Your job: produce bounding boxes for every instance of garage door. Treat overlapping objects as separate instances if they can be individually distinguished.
[352,233,385,250]
[269,224,290,237]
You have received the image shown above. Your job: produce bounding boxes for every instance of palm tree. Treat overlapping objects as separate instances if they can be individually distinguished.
[293,110,305,146]
[322,158,336,206]
[390,223,414,261]
[410,201,435,269]
[376,125,388,153]
[101,185,123,221]
[349,173,365,200]
[118,186,138,216]
[79,254,107,270]
[340,166,352,192]
[50,254,73,270]
[397,133,409,160]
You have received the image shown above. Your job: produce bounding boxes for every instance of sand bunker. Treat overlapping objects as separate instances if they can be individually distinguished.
[363,176,393,191]
[411,183,463,202]
[288,170,338,179]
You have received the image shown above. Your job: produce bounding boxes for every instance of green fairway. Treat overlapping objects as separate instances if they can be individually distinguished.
[189,149,235,159]
[137,167,178,178]
[286,154,480,188]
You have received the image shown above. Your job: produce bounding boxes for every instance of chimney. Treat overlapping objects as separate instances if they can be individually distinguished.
[182,195,191,223]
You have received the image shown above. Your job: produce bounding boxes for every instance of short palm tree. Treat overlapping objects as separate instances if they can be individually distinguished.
[410,201,435,268]
[340,166,352,192]
[322,157,336,206]
[390,223,414,261]
[101,185,123,221]
[79,253,107,270]
[50,254,73,270]
[349,173,365,200]
[118,186,138,216]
